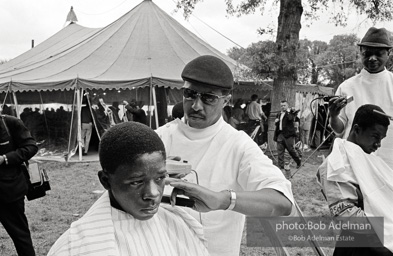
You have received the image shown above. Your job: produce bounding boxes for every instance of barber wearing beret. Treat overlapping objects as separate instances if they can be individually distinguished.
[329,27,393,170]
[156,55,294,256]
[0,114,38,256]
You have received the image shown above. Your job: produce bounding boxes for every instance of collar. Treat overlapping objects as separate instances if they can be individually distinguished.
[177,116,224,140]
[361,67,388,77]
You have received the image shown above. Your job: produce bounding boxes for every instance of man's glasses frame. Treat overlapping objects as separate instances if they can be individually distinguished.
[183,88,226,105]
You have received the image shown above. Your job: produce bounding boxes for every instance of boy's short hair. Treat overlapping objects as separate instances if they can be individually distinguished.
[99,122,166,174]
[352,104,390,130]
[251,94,258,101]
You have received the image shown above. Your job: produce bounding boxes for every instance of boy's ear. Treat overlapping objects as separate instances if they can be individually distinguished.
[352,124,363,138]
[98,170,111,190]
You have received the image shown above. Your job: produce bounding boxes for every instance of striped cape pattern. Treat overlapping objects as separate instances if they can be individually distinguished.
[48,191,208,256]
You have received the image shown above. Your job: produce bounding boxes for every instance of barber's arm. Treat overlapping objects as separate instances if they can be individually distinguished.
[166,178,292,216]
[328,97,347,134]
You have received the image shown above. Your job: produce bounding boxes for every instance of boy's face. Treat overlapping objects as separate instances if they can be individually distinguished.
[355,124,388,154]
[101,152,167,220]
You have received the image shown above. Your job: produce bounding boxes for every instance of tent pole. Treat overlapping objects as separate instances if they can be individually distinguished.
[148,77,153,128]
[152,86,159,129]
[77,88,82,161]
[11,91,20,119]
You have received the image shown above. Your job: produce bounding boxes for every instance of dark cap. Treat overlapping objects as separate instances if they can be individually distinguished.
[358,27,392,49]
[181,55,234,89]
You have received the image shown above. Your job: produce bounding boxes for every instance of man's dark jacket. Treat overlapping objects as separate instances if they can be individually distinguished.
[0,115,38,203]
[274,111,297,141]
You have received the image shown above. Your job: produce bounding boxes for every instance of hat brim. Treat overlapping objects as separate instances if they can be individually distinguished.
[182,77,233,90]
[358,42,393,49]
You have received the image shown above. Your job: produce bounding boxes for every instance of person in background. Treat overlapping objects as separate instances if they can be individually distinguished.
[317,104,393,255]
[157,55,294,256]
[329,27,393,169]
[124,100,147,125]
[171,101,184,120]
[48,122,209,256]
[222,105,236,128]
[299,106,312,152]
[261,98,271,145]
[274,100,302,179]
[245,94,267,145]
[81,97,93,156]
[0,114,38,256]
[108,101,122,124]
[232,99,246,130]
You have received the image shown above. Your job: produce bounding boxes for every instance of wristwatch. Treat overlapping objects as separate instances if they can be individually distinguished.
[226,189,236,211]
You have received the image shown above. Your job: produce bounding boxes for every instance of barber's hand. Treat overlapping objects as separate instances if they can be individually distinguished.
[328,96,347,118]
[166,178,229,212]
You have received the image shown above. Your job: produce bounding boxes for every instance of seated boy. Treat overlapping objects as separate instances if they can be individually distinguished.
[48,122,208,256]
[317,104,393,255]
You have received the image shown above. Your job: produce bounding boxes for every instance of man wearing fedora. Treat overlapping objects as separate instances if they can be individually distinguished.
[156,55,294,256]
[329,27,393,169]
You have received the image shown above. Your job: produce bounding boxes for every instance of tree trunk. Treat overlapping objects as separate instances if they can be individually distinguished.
[271,0,303,111]
[268,0,303,148]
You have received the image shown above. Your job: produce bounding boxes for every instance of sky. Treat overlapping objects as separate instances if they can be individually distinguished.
[2,0,393,60]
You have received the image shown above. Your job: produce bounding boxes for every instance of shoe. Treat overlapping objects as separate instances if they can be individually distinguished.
[82,152,88,156]
[296,161,301,168]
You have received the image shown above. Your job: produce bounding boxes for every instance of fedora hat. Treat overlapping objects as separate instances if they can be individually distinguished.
[358,27,392,48]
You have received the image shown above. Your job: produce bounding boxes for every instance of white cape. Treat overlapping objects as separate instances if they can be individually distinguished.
[327,138,393,252]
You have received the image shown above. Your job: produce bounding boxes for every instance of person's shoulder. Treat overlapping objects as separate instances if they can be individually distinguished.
[1,114,23,127]
[337,71,362,90]
[1,114,18,121]
[156,119,180,135]
[385,69,393,78]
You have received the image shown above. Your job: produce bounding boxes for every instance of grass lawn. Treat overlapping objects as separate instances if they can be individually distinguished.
[0,149,334,256]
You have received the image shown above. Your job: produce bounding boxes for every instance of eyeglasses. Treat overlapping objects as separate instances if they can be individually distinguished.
[183,88,226,105]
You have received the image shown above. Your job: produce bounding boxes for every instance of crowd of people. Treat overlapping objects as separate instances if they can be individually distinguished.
[1,26,393,256]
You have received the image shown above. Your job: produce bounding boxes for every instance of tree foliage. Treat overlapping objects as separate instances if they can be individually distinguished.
[228,32,387,88]
[175,0,393,110]
[228,40,279,80]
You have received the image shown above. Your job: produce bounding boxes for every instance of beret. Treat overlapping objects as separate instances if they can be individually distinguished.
[181,55,234,89]
[358,27,392,49]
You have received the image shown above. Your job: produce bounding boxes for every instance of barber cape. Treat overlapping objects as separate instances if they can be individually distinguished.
[47,191,208,256]
[336,68,393,169]
[327,138,393,252]
[156,117,294,256]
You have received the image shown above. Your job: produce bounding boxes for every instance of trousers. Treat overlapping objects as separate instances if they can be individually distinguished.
[276,133,301,169]
[81,122,93,153]
[0,198,35,256]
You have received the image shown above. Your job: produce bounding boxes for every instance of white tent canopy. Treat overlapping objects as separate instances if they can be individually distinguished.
[0,0,239,92]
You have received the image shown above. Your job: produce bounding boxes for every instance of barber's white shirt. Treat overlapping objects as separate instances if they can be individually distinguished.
[336,68,393,169]
[156,117,294,256]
